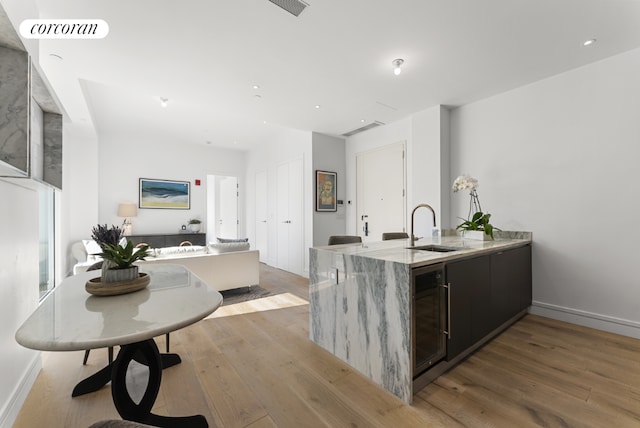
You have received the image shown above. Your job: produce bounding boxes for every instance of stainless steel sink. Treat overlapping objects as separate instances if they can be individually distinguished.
[406,245,461,253]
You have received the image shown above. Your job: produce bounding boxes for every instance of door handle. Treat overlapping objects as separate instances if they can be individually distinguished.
[443,283,451,339]
[364,222,369,236]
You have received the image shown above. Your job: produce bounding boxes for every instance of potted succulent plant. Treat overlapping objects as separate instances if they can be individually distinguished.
[99,240,150,283]
[91,224,150,283]
[187,218,202,233]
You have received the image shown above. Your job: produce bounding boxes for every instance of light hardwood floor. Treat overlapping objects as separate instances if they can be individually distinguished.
[14,264,640,427]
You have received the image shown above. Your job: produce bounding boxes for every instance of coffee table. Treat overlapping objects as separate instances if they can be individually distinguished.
[15,263,223,427]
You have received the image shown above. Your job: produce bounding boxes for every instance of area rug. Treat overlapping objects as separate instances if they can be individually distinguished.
[220,285,273,306]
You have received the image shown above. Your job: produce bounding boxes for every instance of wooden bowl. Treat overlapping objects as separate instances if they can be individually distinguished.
[85,273,151,296]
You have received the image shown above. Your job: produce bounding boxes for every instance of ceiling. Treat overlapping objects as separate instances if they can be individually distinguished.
[26,0,640,150]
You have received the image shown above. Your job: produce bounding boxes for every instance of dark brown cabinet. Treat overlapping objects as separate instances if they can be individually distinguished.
[128,233,206,248]
[445,254,491,360]
[490,245,532,327]
[445,244,531,361]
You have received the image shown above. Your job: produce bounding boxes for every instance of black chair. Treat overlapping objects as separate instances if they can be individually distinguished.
[328,235,362,245]
[82,262,170,365]
[382,232,409,241]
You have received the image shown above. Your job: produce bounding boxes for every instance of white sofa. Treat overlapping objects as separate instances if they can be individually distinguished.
[72,241,259,292]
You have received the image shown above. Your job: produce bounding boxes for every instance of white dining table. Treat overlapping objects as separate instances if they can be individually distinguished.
[16,263,223,428]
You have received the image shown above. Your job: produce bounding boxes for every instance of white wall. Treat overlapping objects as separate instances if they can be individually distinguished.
[0,180,41,427]
[60,122,99,275]
[97,135,246,238]
[312,132,346,246]
[345,118,412,235]
[411,106,451,232]
[345,106,450,239]
[245,127,312,275]
[0,1,56,424]
[450,47,640,337]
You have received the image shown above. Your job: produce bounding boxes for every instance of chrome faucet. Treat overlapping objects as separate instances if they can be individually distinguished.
[410,203,436,247]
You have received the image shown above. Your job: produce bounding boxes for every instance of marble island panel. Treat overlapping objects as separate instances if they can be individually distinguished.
[309,231,531,403]
[310,248,413,401]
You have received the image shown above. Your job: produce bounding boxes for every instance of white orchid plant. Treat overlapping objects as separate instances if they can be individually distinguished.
[452,174,498,239]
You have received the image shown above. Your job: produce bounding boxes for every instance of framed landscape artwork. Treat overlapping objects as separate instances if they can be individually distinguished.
[316,170,337,212]
[139,178,190,209]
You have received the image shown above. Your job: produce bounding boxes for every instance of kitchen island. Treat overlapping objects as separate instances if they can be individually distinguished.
[309,231,532,403]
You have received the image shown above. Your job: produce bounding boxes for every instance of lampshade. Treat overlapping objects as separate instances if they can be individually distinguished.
[117,203,138,218]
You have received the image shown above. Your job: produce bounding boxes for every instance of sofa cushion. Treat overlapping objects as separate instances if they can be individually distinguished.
[208,242,250,254]
[216,237,249,243]
[82,239,103,256]
[153,245,209,258]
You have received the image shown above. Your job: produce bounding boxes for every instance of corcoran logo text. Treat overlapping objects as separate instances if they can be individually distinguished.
[19,19,109,39]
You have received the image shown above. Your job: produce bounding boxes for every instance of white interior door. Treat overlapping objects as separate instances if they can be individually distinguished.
[207,174,239,242]
[255,170,268,263]
[276,158,303,274]
[276,162,290,270]
[288,158,303,274]
[219,176,238,238]
[356,142,406,242]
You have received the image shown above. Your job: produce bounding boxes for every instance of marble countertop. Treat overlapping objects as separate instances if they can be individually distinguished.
[313,231,532,268]
[15,264,223,352]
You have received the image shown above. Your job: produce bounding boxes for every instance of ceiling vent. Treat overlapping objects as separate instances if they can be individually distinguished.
[268,0,309,17]
[342,121,385,137]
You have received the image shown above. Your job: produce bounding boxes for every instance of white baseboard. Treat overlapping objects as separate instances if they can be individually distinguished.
[0,353,41,428]
[530,301,640,339]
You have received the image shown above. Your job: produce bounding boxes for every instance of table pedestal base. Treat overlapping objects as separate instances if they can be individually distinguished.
[73,339,208,428]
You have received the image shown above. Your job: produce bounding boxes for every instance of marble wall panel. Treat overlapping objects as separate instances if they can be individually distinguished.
[0,45,29,175]
[30,98,43,180]
[43,112,62,189]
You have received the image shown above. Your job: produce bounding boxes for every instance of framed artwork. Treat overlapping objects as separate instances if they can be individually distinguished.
[139,178,190,209]
[316,170,337,212]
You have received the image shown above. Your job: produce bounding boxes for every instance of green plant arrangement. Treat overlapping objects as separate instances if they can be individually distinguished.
[89,224,150,284]
[452,174,499,239]
[100,240,150,269]
[187,218,202,232]
[85,224,153,293]
[91,224,124,250]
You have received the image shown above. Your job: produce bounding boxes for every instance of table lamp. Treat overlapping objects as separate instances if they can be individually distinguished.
[117,203,138,236]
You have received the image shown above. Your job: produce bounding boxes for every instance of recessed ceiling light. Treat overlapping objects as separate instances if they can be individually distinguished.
[583,39,596,46]
[360,119,366,123]
[160,97,168,107]
[263,120,268,124]
[315,105,321,109]
[252,84,260,90]
[392,58,404,76]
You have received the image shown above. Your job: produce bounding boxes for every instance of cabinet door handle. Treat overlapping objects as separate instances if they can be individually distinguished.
[443,283,451,339]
